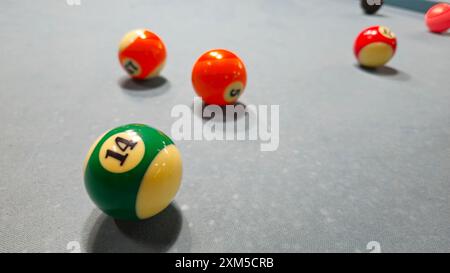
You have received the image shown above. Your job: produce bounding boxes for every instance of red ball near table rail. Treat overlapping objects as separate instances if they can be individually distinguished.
[425,3,450,33]
[118,29,167,80]
[354,26,397,68]
[192,49,247,106]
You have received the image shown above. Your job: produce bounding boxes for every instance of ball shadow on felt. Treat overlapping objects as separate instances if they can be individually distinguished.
[355,64,410,81]
[85,203,187,253]
[189,100,258,134]
[191,101,248,122]
[119,76,169,97]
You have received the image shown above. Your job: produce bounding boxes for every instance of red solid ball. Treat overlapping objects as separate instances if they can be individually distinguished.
[192,49,247,106]
[425,3,450,33]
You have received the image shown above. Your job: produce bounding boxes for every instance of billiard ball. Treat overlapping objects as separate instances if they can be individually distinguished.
[361,0,384,15]
[118,29,167,80]
[425,3,450,33]
[192,49,247,106]
[354,26,397,68]
[84,124,182,220]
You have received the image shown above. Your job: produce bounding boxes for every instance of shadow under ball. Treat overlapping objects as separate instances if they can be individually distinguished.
[361,0,384,15]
